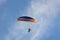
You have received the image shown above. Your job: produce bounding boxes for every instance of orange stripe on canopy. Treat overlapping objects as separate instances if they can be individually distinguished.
[17,16,36,23]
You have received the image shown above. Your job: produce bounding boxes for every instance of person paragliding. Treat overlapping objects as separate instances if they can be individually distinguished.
[28,28,31,32]
[17,16,36,32]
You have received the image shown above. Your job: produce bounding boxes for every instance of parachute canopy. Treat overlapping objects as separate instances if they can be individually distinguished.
[17,16,36,23]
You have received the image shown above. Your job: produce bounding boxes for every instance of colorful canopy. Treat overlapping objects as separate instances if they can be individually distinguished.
[17,16,36,23]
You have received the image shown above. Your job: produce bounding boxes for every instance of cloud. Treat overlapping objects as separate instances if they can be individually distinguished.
[27,0,59,40]
[5,0,59,40]
[31,29,40,40]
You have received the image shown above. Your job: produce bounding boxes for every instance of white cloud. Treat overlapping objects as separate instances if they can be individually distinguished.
[31,29,40,40]
[27,0,59,40]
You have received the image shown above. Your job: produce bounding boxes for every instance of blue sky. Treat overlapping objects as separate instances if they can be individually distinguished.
[0,0,60,40]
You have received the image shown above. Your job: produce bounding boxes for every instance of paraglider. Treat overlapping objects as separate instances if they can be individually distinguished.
[17,16,36,32]
[17,16,36,23]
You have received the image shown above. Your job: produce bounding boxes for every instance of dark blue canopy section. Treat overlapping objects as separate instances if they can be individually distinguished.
[19,16,33,19]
